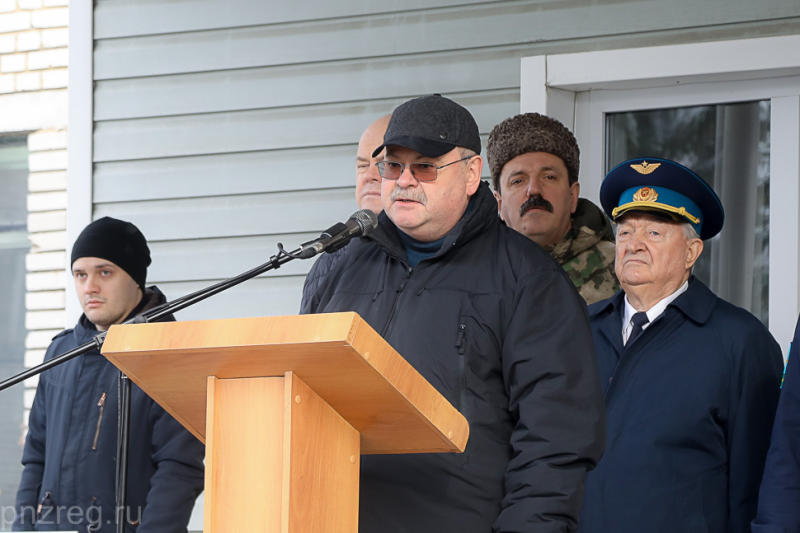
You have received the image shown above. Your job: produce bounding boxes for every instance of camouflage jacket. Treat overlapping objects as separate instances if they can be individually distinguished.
[550,198,620,305]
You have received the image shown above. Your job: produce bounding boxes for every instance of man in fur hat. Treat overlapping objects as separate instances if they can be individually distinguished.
[487,113,619,304]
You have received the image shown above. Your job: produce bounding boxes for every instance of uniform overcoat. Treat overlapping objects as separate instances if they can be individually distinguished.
[580,278,783,533]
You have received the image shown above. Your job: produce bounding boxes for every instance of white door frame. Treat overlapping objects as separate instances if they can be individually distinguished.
[66,0,94,324]
[520,34,800,354]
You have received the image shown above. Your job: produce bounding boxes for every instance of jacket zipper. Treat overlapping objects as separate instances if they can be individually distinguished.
[381,266,414,338]
[88,497,99,532]
[92,392,106,450]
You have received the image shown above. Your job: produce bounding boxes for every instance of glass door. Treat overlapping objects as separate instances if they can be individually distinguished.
[520,35,800,353]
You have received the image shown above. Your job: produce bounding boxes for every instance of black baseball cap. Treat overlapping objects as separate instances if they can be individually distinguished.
[372,94,482,158]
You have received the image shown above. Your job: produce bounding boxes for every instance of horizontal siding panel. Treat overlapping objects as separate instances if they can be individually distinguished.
[93,90,517,162]
[93,146,357,203]
[93,1,800,80]
[155,276,307,321]
[92,188,357,242]
[148,233,327,283]
[94,48,519,121]
[94,142,492,204]
[94,0,498,39]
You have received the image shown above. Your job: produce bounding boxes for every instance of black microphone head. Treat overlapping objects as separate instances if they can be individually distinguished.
[351,209,379,237]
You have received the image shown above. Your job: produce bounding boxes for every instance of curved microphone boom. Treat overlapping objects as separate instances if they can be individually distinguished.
[0,208,378,533]
[298,209,379,259]
[0,210,379,394]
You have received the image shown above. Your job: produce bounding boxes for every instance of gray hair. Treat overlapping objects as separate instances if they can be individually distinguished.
[682,223,700,242]
[613,215,700,242]
[682,223,700,275]
[458,147,478,161]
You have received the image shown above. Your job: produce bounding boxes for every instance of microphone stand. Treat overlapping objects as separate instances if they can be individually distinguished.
[0,241,313,533]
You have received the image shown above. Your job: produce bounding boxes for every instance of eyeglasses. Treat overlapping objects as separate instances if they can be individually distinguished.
[376,156,475,182]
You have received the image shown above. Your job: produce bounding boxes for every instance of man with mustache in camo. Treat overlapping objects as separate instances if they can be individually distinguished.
[487,113,619,304]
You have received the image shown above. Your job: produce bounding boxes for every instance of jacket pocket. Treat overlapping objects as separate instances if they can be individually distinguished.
[455,321,470,465]
[36,491,54,526]
[455,323,469,415]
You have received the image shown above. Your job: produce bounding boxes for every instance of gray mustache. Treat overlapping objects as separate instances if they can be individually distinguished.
[389,186,427,204]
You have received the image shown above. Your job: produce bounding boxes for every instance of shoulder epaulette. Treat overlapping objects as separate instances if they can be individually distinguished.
[51,328,74,341]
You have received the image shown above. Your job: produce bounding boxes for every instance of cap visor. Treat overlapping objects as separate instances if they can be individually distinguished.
[615,206,684,224]
[372,135,457,158]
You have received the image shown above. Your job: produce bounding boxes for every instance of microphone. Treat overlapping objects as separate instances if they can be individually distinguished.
[298,210,379,259]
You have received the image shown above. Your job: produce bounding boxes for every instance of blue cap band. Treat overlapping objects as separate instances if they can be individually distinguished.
[612,186,703,235]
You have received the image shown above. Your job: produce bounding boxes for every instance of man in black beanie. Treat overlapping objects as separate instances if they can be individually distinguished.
[69,216,152,330]
[14,217,205,533]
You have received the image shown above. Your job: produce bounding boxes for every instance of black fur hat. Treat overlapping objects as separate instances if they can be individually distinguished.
[487,113,580,192]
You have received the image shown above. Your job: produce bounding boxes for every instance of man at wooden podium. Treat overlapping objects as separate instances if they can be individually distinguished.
[14,218,205,533]
[303,94,606,533]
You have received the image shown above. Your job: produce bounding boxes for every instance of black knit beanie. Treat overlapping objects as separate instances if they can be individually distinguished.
[486,113,580,193]
[71,217,151,290]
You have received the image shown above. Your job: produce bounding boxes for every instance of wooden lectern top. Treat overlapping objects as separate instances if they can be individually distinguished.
[102,312,468,455]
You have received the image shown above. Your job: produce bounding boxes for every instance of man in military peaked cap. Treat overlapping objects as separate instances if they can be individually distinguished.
[578,158,784,533]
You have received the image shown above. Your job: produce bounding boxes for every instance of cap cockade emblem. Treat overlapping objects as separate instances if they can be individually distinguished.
[631,161,661,175]
[632,187,658,203]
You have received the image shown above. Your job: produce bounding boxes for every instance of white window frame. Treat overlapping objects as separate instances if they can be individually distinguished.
[520,35,800,354]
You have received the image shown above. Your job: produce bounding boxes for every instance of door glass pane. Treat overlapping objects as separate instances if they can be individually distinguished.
[0,135,29,510]
[606,101,770,326]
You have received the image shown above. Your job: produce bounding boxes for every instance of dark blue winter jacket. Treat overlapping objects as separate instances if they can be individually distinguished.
[752,316,800,533]
[304,182,606,533]
[580,278,783,533]
[300,245,347,312]
[14,287,205,533]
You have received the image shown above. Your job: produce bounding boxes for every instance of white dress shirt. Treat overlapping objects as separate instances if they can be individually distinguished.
[622,280,689,345]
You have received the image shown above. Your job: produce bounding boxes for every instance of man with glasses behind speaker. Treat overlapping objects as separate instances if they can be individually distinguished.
[300,114,389,312]
[303,94,605,533]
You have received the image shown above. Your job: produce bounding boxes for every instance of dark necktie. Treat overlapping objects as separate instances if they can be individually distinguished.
[627,312,650,345]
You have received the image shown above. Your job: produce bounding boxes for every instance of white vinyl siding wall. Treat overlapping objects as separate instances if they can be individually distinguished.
[87,0,800,321]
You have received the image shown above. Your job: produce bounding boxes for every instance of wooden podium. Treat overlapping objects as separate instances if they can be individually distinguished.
[102,312,469,533]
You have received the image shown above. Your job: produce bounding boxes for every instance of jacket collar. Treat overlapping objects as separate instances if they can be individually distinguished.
[590,275,718,351]
[590,289,626,355]
[367,181,498,265]
[669,276,717,325]
[551,198,614,264]
[75,286,171,347]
